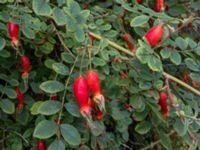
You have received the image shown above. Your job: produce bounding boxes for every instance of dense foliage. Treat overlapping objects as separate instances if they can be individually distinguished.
[0,0,200,149]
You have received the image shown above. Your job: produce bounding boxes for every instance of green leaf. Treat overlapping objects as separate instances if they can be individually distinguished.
[185,58,199,72]
[160,48,171,59]
[53,7,67,26]
[111,108,124,120]
[174,119,188,136]
[60,124,81,146]
[38,100,62,116]
[139,82,151,90]
[61,52,75,64]
[22,26,35,39]
[32,0,52,16]
[153,80,164,90]
[190,73,200,83]
[0,37,6,50]
[8,79,19,86]
[44,59,57,69]
[92,57,106,66]
[134,110,148,121]
[130,95,145,110]
[99,39,109,51]
[65,12,77,32]
[74,26,85,42]
[48,140,65,150]
[33,120,58,139]
[52,63,69,76]
[90,121,105,137]
[194,46,200,56]
[0,99,15,114]
[136,47,151,64]
[0,50,11,58]
[4,88,16,99]
[175,37,188,50]
[135,121,151,134]
[130,15,149,27]
[16,108,30,125]
[148,55,163,72]
[170,51,181,65]
[67,0,81,16]
[65,102,80,117]
[159,131,172,150]
[57,0,65,6]
[30,101,43,115]
[40,80,64,94]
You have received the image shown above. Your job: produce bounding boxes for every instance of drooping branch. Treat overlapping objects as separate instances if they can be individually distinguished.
[88,32,200,97]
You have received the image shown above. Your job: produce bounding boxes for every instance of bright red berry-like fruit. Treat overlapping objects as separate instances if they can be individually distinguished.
[192,81,200,88]
[86,70,105,112]
[145,25,163,47]
[74,76,91,119]
[136,0,143,4]
[16,87,24,109]
[95,110,103,120]
[159,92,169,117]
[20,55,30,78]
[183,70,191,83]
[37,140,46,150]
[50,95,59,101]
[155,0,164,12]
[123,33,135,52]
[165,5,170,11]
[8,21,19,47]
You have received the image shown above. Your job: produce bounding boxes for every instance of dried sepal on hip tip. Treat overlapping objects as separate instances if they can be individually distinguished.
[94,94,106,112]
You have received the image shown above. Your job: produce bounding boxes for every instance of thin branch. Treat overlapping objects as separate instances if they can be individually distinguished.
[165,78,197,142]
[57,55,79,125]
[88,32,200,97]
[163,72,200,96]
[141,130,176,150]
[93,13,109,19]
[88,32,134,56]
[52,22,75,58]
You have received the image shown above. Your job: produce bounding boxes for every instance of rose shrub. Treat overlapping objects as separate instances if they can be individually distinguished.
[0,0,200,149]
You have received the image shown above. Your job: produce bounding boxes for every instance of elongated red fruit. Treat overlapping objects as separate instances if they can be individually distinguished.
[74,76,91,118]
[145,25,163,47]
[155,0,164,12]
[136,0,143,4]
[7,21,19,47]
[159,92,169,117]
[16,87,24,109]
[20,55,30,78]
[86,71,105,112]
[37,140,46,150]
[123,33,135,51]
